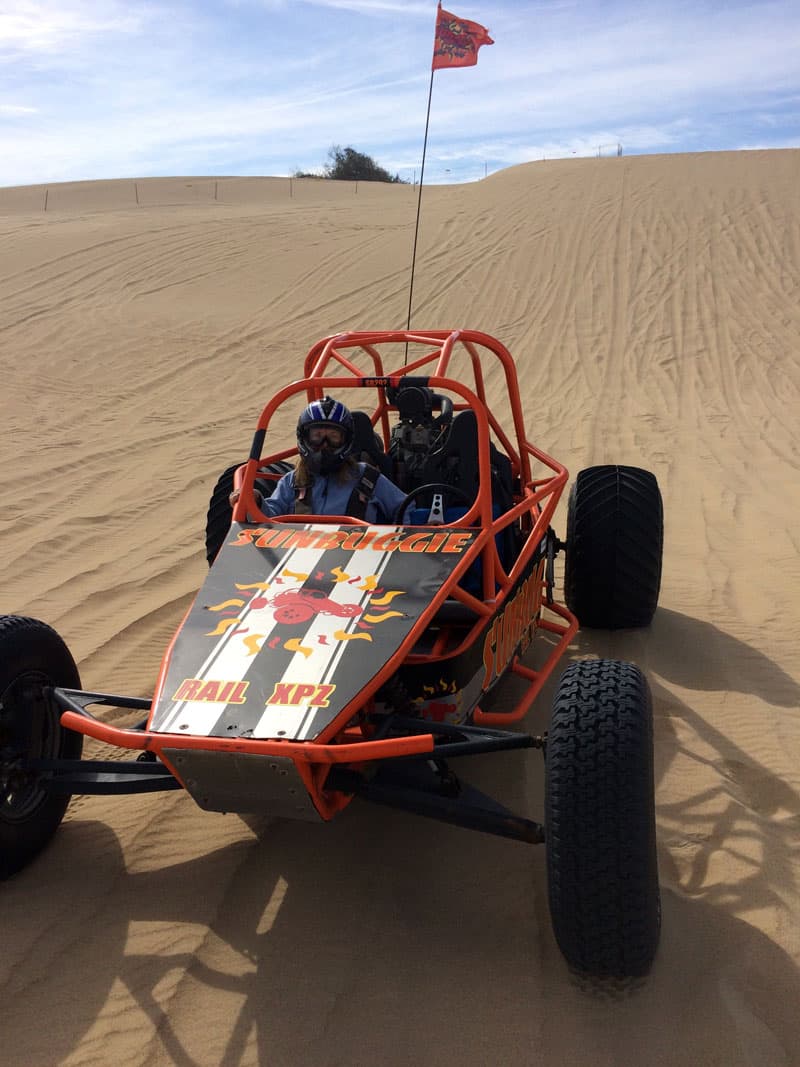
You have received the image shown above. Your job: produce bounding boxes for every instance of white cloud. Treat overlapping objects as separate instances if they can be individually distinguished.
[1,1,799,187]
[0,1,144,54]
[297,0,433,12]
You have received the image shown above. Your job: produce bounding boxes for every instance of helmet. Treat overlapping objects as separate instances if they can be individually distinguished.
[296,396,354,475]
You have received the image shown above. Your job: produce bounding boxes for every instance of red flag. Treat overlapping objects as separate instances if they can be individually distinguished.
[432,4,494,70]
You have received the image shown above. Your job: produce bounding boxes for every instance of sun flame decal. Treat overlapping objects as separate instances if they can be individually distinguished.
[369,589,405,606]
[423,678,459,697]
[284,637,313,658]
[206,567,407,656]
[205,617,242,636]
[363,611,404,624]
[207,598,246,612]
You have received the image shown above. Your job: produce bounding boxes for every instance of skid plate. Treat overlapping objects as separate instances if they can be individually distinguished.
[162,748,321,820]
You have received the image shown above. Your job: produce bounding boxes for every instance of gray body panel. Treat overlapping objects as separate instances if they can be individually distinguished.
[150,522,477,742]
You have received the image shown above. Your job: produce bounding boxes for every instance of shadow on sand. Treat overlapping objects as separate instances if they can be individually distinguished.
[2,607,798,1065]
[3,792,799,1067]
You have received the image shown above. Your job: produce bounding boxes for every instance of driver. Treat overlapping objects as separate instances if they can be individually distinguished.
[233,396,411,523]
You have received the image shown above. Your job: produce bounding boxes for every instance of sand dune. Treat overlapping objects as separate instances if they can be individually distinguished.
[1,151,799,1065]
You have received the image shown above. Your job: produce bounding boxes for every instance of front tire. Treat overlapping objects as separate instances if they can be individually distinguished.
[545,659,661,977]
[205,461,292,565]
[565,465,663,628]
[0,616,83,879]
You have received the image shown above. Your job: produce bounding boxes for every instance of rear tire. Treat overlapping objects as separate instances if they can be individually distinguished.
[565,465,663,628]
[0,616,83,880]
[205,461,292,565]
[545,659,660,977]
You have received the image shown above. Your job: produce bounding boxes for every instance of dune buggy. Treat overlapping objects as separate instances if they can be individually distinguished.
[1,330,663,978]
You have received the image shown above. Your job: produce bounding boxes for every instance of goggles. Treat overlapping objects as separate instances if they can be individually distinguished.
[305,424,345,447]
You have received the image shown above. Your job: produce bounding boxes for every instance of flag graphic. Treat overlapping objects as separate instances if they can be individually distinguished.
[432,4,494,70]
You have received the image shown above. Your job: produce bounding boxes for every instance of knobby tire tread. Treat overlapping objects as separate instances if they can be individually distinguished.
[0,616,83,879]
[205,461,292,565]
[565,465,663,628]
[545,659,660,977]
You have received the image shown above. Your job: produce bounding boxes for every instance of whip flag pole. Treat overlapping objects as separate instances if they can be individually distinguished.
[405,3,494,333]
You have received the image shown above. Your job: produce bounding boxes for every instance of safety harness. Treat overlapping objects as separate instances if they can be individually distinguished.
[293,464,380,520]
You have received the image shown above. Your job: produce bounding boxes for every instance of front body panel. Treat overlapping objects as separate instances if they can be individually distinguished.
[382,550,547,724]
[150,522,478,742]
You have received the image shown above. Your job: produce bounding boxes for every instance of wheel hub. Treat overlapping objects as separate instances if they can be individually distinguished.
[0,672,58,822]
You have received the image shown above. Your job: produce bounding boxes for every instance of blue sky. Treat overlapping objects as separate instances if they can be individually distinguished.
[2,0,799,188]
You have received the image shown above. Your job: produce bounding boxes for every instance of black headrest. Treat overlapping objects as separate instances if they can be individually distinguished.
[350,410,392,475]
[350,410,377,449]
[391,386,454,426]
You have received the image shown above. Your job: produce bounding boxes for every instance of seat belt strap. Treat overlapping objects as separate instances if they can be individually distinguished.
[292,466,379,519]
[293,476,314,515]
[346,464,379,520]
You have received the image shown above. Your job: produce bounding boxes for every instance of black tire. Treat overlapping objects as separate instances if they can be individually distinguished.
[205,461,292,565]
[0,616,83,880]
[565,465,663,628]
[545,659,661,977]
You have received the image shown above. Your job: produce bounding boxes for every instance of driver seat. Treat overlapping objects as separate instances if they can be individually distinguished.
[421,409,480,503]
[423,408,515,513]
[412,410,518,585]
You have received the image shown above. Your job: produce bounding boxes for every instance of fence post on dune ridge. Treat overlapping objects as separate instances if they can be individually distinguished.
[134,181,139,205]
[44,188,48,212]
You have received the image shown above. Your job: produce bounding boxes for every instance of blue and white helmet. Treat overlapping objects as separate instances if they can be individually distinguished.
[296,396,355,474]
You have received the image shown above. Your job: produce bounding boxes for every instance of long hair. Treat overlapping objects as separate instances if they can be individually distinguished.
[294,455,359,488]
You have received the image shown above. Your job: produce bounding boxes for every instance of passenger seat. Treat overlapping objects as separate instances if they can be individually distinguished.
[350,410,393,478]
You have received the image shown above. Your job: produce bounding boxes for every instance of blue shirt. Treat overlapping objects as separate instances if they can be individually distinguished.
[261,463,411,524]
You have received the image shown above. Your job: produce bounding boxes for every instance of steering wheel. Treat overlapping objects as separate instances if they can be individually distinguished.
[394,482,473,524]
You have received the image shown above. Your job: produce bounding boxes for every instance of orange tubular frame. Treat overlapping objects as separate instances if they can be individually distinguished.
[61,331,579,819]
[231,331,579,734]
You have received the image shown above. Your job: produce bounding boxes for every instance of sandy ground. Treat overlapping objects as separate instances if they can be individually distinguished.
[1,151,799,1066]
